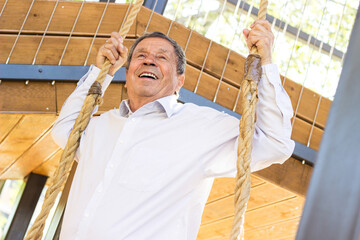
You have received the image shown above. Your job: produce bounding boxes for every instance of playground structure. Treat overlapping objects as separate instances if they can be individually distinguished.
[0,0,359,239]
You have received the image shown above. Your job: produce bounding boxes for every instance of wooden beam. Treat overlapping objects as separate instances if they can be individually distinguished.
[0,129,60,179]
[4,173,47,240]
[296,7,360,240]
[202,182,296,225]
[255,157,313,196]
[197,197,304,239]
[0,114,56,176]
[0,1,135,37]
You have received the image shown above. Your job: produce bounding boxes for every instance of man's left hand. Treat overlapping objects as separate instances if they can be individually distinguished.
[243,20,274,65]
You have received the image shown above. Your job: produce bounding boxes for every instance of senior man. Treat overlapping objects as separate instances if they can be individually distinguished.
[52,20,294,239]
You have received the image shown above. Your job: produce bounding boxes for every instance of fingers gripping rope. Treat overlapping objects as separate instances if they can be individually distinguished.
[24,1,144,239]
[229,1,268,240]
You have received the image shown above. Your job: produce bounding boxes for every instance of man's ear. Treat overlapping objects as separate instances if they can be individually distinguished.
[176,74,185,92]
[125,69,128,88]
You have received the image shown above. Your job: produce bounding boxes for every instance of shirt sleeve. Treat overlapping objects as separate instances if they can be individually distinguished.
[204,64,295,177]
[51,65,113,151]
[250,64,295,172]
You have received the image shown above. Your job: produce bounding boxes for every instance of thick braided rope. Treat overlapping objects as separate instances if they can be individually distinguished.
[24,1,144,239]
[229,1,268,240]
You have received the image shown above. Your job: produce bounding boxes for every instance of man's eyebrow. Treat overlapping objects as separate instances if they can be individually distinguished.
[134,48,147,53]
[158,48,169,53]
[134,47,170,54]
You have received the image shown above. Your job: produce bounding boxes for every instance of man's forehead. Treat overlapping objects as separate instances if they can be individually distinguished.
[133,37,175,54]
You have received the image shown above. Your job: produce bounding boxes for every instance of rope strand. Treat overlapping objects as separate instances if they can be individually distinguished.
[229,1,268,239]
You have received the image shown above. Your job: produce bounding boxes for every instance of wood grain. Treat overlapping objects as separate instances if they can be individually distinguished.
[202,182,296,225]
[0,114,56,174]
[0,1,135,37]
[197,197,303,238]
[255,157,313,196]
[33,149,62,178]
[0,130,60,179]
[0,114,23,143]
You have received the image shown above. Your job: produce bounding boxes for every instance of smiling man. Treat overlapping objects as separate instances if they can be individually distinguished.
[52,21,294,240]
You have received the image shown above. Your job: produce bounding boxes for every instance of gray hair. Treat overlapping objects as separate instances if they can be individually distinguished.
[125,32,186,75]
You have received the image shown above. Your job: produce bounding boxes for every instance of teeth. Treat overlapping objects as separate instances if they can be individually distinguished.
[139,72,157,79]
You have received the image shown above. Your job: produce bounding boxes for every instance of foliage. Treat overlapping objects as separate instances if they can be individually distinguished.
[164,0,357,99]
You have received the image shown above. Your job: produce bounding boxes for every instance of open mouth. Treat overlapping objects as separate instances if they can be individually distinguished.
[138,72,158,80]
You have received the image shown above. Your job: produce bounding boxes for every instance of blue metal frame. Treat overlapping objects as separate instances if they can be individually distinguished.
[143,0,168,14]
[0,63,317,165]
[0,64,127,81]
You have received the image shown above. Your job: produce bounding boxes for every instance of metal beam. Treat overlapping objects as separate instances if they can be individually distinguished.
[0,64,317,166]
[4,173,47,240]
[296,5,360,240]
[0,64,126,81]
[44,163,77,240]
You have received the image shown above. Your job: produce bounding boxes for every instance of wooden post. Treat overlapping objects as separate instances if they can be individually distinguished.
[296,5,360,240]
[4,173,47,240]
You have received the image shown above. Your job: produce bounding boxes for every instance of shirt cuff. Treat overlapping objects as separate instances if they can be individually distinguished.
[77,65,113,94]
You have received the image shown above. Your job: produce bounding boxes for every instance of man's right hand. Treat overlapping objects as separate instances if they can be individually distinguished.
[96,32,128,76]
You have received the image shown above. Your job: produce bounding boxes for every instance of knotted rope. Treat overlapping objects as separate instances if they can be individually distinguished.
[24,1,144,239]
[230,1,268,239]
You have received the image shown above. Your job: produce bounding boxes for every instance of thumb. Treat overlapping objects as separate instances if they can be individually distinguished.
[243,29,250,40]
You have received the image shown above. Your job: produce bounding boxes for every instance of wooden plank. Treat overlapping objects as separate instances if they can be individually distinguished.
[0,1,135,37]
[207,175,264,203]
[0,35,135,65]
[245,218,300,240]
[254,157,313,196]
[197,218,299,240]
[197,197,304,238]
[0,0,33,32]
[283,78,331,128]
[0,114,23,143]
[202,182,296,225]
[245,196,304,230]
[0,114,56,174]
[291,117,323,151]
[1,130,60,179]
[0,80,56,113]
[0,0,6,12]
[55,81,125,114]
[33,149,62,178]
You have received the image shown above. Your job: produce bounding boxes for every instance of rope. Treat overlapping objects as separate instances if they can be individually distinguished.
[229,1,268,239]
[23,1,144,239]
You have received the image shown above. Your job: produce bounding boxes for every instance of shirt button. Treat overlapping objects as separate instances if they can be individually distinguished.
[109,164,114,169]
[131,118,136,122]
[97,188,102,193]
[119,140,124,144]
[84,212,89,218]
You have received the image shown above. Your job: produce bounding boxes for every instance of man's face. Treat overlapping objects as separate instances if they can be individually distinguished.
[125,37,184,103]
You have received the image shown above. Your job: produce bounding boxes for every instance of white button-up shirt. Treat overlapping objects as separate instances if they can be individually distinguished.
[52,64,294,240]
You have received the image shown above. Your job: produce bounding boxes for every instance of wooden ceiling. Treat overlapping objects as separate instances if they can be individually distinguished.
[0,0,332,239]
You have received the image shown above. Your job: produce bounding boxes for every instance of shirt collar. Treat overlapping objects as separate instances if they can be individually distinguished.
[119,95,179,118]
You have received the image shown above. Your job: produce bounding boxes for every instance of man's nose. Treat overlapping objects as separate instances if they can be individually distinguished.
[143,56,156,66]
